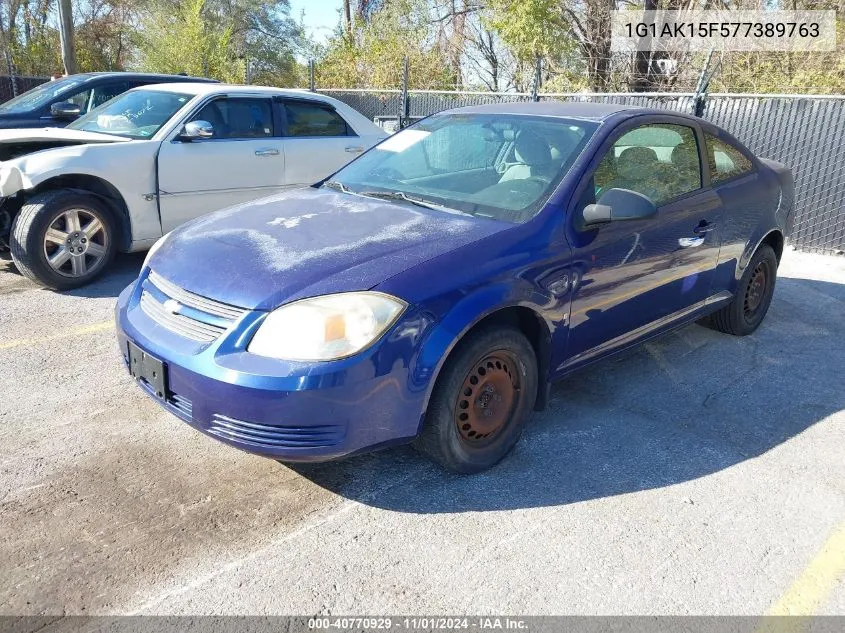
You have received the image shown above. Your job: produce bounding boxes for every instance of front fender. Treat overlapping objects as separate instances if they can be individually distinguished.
[0,165,26,196]
[410,281,553,433]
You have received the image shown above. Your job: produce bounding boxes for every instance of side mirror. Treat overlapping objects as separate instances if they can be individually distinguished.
[50,101,82,119]
[582,188,657,227]
[179,120,214,141]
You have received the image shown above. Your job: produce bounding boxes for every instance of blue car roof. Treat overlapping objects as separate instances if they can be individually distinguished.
[440,100,692,122]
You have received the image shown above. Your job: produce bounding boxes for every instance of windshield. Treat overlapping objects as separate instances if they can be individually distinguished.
[0,76,90,114]
[328,113,598,224]
[67,90,193,139]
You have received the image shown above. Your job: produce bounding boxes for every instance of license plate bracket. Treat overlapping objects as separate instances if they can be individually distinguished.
[127,341,168,400]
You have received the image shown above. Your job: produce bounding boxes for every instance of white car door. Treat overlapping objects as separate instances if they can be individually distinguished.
[157,95,284,232]
[277,98,369,186]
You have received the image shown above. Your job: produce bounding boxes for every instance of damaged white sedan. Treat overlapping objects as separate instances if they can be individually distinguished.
[0,83,386,289]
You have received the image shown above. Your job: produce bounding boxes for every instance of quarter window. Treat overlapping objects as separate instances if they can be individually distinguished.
[594,123,702,206]
[706,133,753,183]
[284,101,351,137]
[190,98,274,139]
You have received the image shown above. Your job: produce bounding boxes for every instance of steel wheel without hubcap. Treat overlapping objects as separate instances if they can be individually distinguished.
[42,208,109,278]
[455,351,521,445]
[743,261,768,321]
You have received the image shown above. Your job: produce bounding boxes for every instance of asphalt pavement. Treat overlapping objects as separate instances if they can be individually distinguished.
[0,248,843,617]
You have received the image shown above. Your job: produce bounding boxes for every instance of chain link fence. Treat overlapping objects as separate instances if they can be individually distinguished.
[0,74,48,102]
[320,88,845,256]
[0,75,840,255]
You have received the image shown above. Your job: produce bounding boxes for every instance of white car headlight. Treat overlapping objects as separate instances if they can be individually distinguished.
[143,231,171,270]
[248,292,407,361]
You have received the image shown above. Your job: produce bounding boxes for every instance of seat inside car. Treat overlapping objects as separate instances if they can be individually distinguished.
[605,146,662,201]
[499,130,555,183]
[671,141,700,191]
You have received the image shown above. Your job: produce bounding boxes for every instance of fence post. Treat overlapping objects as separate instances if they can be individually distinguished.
[400,56,410,128]
[308,59,315,91]
[531,56,542,102]
[693,49,715,117]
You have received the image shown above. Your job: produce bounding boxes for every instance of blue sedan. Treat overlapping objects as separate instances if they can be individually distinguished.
[116,102,794,473]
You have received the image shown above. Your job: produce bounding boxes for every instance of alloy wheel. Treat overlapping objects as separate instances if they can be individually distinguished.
[42,208,109,278]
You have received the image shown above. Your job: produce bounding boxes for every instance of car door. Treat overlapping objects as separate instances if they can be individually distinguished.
[277,98,365,185]
[156,95,284,232]
[559,117,723,370]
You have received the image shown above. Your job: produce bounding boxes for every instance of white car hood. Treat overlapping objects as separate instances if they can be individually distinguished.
[0,127,129,144]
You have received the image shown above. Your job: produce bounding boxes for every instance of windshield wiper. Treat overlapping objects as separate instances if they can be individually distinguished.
[358,190,471,216]
[322,180,351,194]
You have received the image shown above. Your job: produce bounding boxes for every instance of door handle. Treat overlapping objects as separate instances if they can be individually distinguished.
[255,148,279,157]
[345,146,365,153]
[693,222,716,234]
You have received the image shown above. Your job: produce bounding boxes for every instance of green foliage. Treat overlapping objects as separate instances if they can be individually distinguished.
[485,0,573,63]
[137,0,245,82]
[315,0,453,89]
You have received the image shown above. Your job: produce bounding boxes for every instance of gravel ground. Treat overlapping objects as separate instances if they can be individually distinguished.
[0,248,843,617]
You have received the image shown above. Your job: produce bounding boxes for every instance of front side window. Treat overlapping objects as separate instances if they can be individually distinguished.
[284,101,351,137]
[706,133,754,183]
[329,113,598,224]
[190,98,274,139]
[595,123,702,206]
[68,89,192,139]
[89,82,128,111]
[64,88,93,111]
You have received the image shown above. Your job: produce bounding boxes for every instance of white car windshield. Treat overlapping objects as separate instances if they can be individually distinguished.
[328,113,598,224]
[68,90,193,139]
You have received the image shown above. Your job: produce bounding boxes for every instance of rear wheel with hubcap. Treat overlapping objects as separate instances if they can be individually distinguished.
[415,326,538,473]
[10,189,117,290]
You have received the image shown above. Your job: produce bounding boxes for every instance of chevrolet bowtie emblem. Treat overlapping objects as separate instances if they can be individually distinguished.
[163,298,182,315]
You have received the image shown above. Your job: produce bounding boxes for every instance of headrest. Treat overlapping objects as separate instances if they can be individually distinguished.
[617,146,658,179]
[671,143,698,169]
[514,130,552,166]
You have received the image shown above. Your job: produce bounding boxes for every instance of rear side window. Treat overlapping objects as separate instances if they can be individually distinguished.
[706,133,754,183]
[594,123,702,206]
[284,101,351,137]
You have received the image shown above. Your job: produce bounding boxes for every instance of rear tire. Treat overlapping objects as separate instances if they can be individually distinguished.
[707,244,777,336]
[10,189,117,290]
[414,326,538,474]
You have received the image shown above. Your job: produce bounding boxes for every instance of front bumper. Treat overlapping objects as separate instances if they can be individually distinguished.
[115,275,430,462]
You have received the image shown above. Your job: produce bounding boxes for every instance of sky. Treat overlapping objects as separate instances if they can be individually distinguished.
[288,0,342,44]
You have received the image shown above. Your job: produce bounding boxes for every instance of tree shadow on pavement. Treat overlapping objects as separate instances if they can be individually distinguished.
[291,275,845,513]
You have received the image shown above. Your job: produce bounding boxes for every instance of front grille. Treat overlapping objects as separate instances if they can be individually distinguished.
[139,271,248,343]
[208,414,346,449]
[148,271,247,320]
[140,291,224,342]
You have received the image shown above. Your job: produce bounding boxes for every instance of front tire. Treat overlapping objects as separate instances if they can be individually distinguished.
[10,189,117,290]
[414,326,538,474]
[707,244,778,336]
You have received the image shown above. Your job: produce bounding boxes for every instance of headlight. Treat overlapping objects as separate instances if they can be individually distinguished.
[143,231,171,270]
[248,292,407,361]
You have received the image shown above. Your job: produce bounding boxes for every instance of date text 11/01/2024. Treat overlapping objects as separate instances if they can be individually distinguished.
[308,618,528,630]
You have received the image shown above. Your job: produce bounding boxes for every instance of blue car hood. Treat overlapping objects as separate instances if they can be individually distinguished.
[152,187,509,311]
